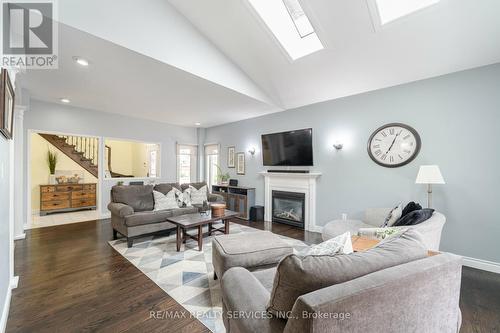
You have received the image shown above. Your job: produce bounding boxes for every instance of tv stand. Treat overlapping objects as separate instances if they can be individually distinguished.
[267,170,310,174]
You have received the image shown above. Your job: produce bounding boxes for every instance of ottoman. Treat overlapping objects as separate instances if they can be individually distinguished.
[212,230,293,280]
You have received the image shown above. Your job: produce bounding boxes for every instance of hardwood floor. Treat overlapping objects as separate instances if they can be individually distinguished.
[7,219,499,332]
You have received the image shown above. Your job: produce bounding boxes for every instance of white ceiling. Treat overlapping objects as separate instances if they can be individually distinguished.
[18,24,280,127]
[19,0,500,127]
[170,0,500,109]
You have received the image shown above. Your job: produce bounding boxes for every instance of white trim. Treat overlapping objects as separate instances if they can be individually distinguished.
[0,288,12,333]
[462,256,500,274]
[14,234,25,240]
[10,277,19,290]
[100,212,111,219]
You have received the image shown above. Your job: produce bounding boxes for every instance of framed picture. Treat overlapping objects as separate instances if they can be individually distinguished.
[227,146,235,168]
[236,152,245,175]
[0,69,15,140]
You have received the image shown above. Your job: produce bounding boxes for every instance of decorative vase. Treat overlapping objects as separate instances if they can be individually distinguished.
[48,174,56,185]
[221,180,229,186]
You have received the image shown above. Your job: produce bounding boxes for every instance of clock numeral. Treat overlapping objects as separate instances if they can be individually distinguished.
[381,131,387,137]
[381,154,387,161]
[398,154,403,160]
[372,144,380,149]
[398,130,403,135]
[389,156,394,163]
[410,142,414,146]
[374,149,382,156]
[374,138,381,142]
[403,134,411,140]
[389,128,395,135]
[404,149,411,154]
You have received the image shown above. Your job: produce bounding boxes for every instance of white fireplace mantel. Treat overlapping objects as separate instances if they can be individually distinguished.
[259,171,322,232]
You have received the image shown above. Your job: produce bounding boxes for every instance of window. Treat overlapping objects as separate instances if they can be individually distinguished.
[104,139,160,178]
[204,144,219,189]
[248,0,323,60]
[371,0,440,25]
[176,144,198,184]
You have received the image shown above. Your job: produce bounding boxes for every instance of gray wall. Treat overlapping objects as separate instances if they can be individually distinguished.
[24,100,198,219]
[0,131,11,329]
[205,63,500,263]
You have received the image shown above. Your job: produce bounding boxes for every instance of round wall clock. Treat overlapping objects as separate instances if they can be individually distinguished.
[367,123,421,168]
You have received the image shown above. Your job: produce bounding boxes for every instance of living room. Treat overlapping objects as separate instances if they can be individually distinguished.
[1,0,499,332]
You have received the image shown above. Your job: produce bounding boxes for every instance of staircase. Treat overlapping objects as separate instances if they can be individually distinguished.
[39,134,99,178]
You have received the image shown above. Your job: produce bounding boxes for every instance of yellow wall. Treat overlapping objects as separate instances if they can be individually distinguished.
[105,139,153,178]
[31,133,98,212]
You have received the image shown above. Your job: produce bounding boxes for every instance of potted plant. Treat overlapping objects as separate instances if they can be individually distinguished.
[215,164,230,186]
[47,149,58,184]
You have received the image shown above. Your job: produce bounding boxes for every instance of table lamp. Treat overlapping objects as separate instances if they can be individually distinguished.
[415,165,445,208]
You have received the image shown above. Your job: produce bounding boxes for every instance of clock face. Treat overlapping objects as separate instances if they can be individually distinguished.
[367,123,421,168]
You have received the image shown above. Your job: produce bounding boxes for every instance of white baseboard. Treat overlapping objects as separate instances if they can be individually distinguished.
[10,277,19,290]
[0,288,12,333]
[462,256,500,274]
[100,212,111,219]
[309,225,323,234]
[14,233,25,240]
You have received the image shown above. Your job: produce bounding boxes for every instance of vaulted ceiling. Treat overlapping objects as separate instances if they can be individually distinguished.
[19,0,500,127]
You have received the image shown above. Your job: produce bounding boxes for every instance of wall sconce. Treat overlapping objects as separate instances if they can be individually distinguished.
[333,142,343,150]
[248,147,256,155]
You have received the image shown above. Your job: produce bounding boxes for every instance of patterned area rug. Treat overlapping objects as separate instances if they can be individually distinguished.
[108,222,309,333]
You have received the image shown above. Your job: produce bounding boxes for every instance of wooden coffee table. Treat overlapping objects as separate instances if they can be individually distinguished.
[167,210,239,252]
[351,235,439,256]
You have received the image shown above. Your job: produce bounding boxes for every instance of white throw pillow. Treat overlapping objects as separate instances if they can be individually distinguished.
[302,232,353,256]
[153,189,179,211]
[189,185,208,205]
[177,188,193,207]
[382,202,403,227]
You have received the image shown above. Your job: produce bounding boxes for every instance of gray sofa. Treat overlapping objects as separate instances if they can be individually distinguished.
[108,182,223,247]
[221,230,462,333]
[322,208,446,251]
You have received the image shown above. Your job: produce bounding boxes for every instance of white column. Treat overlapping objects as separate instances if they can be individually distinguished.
[13,106,26,239]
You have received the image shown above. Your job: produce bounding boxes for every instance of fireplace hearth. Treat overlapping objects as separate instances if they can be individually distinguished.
[272,190,305,228]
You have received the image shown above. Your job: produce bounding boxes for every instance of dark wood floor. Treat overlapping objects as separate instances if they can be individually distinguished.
[6,219,500,332]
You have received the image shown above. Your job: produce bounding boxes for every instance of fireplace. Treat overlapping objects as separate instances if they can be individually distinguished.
[272,190,305,228]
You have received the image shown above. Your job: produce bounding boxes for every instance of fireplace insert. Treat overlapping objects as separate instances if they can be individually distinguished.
[272,190,305,228]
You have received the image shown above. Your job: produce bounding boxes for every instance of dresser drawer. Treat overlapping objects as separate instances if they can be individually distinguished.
[56,185,83,192]
[41,186,56,193]
[41,200,70,211]
[72,191,96,200]
[82,184,96,191]
[42,192,70,202]
[71,199,96,208]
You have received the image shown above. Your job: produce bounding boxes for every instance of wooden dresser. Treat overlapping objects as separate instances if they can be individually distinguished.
[40,183,97,215]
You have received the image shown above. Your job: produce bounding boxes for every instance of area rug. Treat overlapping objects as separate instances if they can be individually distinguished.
[108,223,309,333]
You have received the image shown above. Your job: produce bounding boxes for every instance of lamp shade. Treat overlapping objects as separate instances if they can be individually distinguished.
[415,165,445,184]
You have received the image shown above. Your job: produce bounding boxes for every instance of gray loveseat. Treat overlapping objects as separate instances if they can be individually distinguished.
[108,182,223,247]
[221,230,462,333]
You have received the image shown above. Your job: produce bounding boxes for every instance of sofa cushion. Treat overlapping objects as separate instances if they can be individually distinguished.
[112,185,154,212]
[124,209,174,227]
[170,207,198,216]
[402,201,423,217]
[153,189,180,210]
[189,185,208,205]
[394,208,435,226]
[267,229,428,317]
[154,183,181,195]
[181,181,207,191]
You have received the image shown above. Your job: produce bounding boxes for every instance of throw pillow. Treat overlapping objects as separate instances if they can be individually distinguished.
[189,185,208,205]
[266,229,427,318]
[302,232,353,256]
[153,189,179,211]
[402,201,422,217]
[177,188,192,207]
[381,202,403,227]
[393,208,434,226]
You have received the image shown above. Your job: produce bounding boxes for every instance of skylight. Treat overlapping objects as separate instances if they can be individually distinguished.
[248,0,324,60]
[374,0,440,25]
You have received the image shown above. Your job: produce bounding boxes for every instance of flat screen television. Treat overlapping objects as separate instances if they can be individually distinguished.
[261,128,313,166]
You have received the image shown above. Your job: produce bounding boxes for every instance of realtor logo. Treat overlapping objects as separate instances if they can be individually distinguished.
[1,0,58,69]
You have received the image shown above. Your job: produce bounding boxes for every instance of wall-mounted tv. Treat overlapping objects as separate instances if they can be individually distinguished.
[261,128,313,166]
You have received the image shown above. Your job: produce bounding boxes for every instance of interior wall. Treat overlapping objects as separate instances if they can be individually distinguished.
[205,63,500,263]
[24,100,197,219]
[0,132,11,331]
[30,133,98,213]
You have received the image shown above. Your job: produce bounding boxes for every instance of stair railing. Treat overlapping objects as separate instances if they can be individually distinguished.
[60,135,99,166]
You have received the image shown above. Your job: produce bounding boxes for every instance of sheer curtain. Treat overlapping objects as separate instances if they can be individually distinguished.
[176,143,198,184]
[204,144,219,189]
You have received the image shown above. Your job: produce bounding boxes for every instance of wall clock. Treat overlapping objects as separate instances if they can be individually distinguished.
[367,123,421,168]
